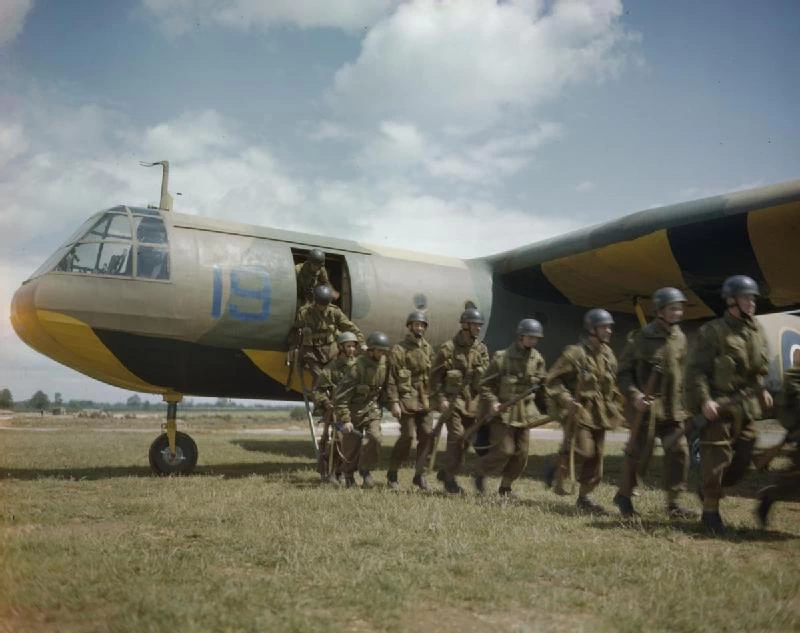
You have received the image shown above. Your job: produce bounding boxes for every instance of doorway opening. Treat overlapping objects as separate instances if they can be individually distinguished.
[291,248,352,317]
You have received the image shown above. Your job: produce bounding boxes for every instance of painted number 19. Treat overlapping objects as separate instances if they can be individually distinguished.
[211,265,271,321]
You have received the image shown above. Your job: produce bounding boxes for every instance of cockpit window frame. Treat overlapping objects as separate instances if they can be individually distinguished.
[37,206,172,283]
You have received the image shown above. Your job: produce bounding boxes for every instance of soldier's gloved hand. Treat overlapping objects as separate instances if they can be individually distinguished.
[438,398,449,413]
[491,402,502,415]
[702,399,719,421]
[634,393,651,413]
[343,422,354,433]
[761,389,774,410]
[390,403,401,419]
[360,344,368,353]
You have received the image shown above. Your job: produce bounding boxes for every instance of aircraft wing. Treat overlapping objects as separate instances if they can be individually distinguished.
[482,179,800,320]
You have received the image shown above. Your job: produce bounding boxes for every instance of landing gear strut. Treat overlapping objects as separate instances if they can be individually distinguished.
[149,394,198,475]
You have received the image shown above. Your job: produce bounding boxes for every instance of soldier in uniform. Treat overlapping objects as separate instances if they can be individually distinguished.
[473,318,547,497]
[295,249,338,306]
[684,275,772,533]
[755,361,800,528]
[334,332,400,489]
[430,305,490,494]
[386,310,434,491]
[545,309,625,514]
[613,287,696,519]
[313,331,360,484]
[289,284,364,384]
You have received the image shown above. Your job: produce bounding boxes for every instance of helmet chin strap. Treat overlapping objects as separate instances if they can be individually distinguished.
[726,297,751,320]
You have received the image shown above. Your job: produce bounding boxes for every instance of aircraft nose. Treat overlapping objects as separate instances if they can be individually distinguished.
[10,278,44,355]
[10,274,164,394]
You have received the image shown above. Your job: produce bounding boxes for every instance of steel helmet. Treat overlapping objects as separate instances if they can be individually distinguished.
[308,248,325,265]
[459,307,485,325]
[652,287,687,311]
[721,275,760,299]
[406,310,429,326]
[337,331,358,346]
[583,308,614,331]
[366,331,391,350]
[313,285,332,305]
[516,318,544,338]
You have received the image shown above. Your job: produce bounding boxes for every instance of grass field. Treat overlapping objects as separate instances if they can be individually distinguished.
[1,414,798,633]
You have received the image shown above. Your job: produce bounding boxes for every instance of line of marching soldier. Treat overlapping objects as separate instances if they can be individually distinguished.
[300,275,797,534]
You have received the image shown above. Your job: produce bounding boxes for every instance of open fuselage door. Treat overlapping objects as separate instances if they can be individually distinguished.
[290,248,352,316]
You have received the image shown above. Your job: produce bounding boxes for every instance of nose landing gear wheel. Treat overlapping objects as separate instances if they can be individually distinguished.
[149,431,198,475]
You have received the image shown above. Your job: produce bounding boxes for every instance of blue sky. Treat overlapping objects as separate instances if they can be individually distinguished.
[1,0,799,402]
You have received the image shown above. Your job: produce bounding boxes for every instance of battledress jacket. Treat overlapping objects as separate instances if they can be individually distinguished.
[333,354,390,426]
[429,330,490,417]
[479,343,546,427]
[386,333,433,413]
[616,320,688,423]
[683,312,768,421]
[545,340,624,430]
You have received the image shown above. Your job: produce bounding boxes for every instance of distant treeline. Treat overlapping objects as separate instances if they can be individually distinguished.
[0,388,296,412]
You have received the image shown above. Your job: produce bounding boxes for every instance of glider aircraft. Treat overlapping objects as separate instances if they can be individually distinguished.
[10,163,800,474]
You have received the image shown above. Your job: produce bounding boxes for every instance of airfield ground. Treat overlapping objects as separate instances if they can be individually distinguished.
[0,412,797,633]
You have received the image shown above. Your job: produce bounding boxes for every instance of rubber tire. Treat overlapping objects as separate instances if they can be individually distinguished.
[149,431,198,475]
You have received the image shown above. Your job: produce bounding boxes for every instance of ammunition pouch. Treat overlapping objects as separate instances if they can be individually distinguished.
[444,369,463,396]
[712,355,737,393]
[576,370,597,401]
[355,384,370,397]
[397,368,412,387]
[499,375,519,400]
[599,374,614,398]
[310,332,335,346]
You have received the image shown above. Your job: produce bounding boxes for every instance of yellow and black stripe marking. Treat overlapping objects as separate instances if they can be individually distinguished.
[495,200,800,319]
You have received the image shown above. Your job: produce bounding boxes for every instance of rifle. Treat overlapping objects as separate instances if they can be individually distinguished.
[661,388,760,452]
[292,328,319,458]
[462,381,542,445]
[627,363,662,478]
[334,421,364,439]
[285,328,302,392]
[317,406,336,479]
[430,398,453,440]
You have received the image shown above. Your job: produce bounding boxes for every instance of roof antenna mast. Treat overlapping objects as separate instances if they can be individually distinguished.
[139,160,173,212]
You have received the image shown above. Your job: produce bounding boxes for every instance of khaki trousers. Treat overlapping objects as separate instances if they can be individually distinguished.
[388,410,433,475]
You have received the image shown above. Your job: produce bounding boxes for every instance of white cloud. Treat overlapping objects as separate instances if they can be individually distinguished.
[576,180,595,192]
[330,0,632,132]
[0,120,28,167]
[0,0,33,47]
[303,120,355,142]
[1,94,576,267]
[141,0,400,36]
[356,120,428,167]
[137,110,238,162]
[139,0,637,189]
[355,120,562,184]
[355,194,578,256]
